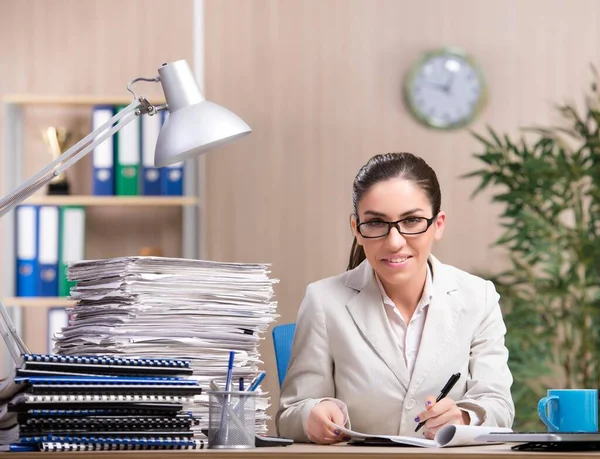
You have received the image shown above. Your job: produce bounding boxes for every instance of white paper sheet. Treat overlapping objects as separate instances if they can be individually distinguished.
[334,424,513,447]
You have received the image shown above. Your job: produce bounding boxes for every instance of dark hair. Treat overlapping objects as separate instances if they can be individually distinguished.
[347,152,441,271]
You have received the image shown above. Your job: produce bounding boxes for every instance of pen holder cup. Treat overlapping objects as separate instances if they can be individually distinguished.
[208,390,257,449]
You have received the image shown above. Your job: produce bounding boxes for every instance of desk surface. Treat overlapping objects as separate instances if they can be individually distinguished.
[0,444,596,458]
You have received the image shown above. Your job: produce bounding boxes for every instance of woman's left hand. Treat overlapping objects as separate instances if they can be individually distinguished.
[415,396,470,440]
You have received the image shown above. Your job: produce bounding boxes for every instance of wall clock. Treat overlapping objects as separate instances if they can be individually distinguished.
[404,47,486,130]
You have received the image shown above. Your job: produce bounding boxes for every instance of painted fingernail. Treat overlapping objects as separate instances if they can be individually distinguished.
[334,429,341,436]
[343,435,351,441]
[425,401,432,407]
[414,417,420,422]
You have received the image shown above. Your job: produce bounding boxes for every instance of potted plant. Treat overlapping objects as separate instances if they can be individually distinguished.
[464,68,600,430]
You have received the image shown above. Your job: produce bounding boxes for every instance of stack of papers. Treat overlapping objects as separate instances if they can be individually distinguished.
[53,256,279,437]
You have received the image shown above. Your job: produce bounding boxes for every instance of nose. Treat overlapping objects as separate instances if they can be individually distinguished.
[385,224,407,248]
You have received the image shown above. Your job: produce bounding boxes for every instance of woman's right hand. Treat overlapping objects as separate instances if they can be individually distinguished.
[306,400,350,444]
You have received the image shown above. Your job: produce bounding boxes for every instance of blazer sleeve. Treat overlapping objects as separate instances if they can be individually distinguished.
[455,280,515,428]
[275,284,345,441]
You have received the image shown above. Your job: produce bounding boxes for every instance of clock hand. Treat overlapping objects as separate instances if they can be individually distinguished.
[420,81,447,91]
[442,72,456,94]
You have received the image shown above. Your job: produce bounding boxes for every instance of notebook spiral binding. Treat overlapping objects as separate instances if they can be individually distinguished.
[27,408,193,417]
[22,435,202,446]
[23,354,191,368]
[25,417,196,427]
[41,439,205,451]
[23,394,189,403]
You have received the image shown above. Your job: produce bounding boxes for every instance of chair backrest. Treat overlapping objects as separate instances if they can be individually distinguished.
[272,323,296,387]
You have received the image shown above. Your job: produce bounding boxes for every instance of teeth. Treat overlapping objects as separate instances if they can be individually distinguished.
[388,257,408,263]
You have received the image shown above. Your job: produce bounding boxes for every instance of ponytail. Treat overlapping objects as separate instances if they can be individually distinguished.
[347,237,366,271]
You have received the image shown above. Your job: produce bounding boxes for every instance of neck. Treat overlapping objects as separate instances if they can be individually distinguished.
[380,264,428,315]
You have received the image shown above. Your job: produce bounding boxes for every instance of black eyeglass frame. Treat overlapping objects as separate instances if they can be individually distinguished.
[356,215,438,238]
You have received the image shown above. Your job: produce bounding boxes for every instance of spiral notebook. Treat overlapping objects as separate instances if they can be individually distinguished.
[8,393,188,412]
[40,439,205,451]
[22,408,192,418]
[18,434,202,447]
[11,375,202,396]
[19,354,193,377]
[21,415,197,431]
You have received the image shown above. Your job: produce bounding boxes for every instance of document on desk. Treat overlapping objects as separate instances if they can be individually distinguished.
[333,424,512,447]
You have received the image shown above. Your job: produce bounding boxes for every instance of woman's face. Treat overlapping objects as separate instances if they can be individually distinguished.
[351,177,446,288]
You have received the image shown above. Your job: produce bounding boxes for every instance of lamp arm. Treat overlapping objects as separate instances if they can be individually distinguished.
[56,105,138,174]
[0,299,27,362]
[0,99,147,219]
[0,97,154,363]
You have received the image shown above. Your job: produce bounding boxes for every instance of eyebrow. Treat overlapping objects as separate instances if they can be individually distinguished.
[363,208,424,219]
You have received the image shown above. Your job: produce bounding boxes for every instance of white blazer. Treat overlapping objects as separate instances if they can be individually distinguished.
[276,256,514,442]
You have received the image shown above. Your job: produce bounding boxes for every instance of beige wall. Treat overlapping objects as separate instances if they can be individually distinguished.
[0,0,194,353]
[203,0,600,432]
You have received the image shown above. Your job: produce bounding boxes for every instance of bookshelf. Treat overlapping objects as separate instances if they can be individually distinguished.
[2,298,76,308]
[24,196,198,206]
[1,95,202,359]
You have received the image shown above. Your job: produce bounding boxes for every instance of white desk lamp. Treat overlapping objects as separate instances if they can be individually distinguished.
[0,59,252,363]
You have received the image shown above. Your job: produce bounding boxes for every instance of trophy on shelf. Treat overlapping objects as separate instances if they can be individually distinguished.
[140,247,164,257]
[42,126,73,195]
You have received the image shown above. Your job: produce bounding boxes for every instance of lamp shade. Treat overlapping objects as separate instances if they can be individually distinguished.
[154,60,251,167]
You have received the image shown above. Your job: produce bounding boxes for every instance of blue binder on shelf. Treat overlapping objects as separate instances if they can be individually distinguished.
[141,112,163,195]
[37,206,59,297]
[91,105,115,196]
[15,205,39,297]
[160,162,184,196]
[159,111,184,196]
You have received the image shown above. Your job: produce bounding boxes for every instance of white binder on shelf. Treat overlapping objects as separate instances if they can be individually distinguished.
[38,206,59,297]
[91,105,115,195]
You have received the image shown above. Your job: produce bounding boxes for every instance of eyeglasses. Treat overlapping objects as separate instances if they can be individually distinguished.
[357,216,437,238]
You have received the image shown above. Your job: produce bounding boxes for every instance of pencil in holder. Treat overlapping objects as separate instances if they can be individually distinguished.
[207,390,257,449]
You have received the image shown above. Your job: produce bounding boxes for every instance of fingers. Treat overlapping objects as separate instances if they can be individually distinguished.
[307,401,349,444]
[415,397,465,436]
[308,428,350,444]
[415,396,437,425]
[415,397,453,424]
[424,408,457,430]
[328,405,345,427]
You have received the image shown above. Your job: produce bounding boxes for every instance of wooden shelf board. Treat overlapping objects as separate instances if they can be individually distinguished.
[2,95,165,106]
[2,297,75,307]
[24,196,197,206]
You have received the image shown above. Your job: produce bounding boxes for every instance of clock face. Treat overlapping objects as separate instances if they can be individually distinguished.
[404,48,486,130]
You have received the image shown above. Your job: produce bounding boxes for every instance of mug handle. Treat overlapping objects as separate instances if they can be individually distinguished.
[538,395,559,431]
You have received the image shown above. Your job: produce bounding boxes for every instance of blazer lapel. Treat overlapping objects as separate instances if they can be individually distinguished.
[345,261,410,390]
[408,256,465,393]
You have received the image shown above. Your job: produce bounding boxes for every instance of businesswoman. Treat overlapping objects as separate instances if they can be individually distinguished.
[276,152,514,444]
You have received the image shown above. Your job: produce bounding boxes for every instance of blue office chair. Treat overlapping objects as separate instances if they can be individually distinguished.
[272,323,296,387]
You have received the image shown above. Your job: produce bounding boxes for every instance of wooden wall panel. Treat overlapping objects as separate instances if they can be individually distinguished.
[0,0,194,354]
[204,0,600,433]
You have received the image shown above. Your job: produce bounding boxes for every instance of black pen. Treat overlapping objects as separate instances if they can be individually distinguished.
[414,372,461,432]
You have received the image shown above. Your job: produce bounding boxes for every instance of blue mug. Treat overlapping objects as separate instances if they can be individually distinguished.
[538,389,598,432]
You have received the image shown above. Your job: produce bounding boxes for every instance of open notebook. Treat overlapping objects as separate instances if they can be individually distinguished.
[333,424,512,448]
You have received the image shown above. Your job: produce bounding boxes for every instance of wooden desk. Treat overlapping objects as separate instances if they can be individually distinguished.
[0,444,595,459]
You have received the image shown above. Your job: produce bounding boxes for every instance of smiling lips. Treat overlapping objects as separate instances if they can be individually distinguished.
[382,255,412,265]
